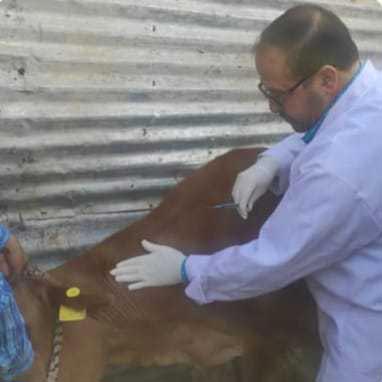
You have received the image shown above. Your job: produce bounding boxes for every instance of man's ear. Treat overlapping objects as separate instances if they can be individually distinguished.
[317,65,338,94]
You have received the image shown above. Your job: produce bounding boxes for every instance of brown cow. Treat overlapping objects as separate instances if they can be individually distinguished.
[13,148,321,382]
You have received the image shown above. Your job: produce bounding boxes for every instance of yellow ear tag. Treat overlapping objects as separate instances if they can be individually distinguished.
[59,287,87,322]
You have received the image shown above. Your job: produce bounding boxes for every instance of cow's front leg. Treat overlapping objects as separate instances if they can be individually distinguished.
[55,318,106,382]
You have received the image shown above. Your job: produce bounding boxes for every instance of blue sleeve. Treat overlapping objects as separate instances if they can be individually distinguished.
[0,225,10,249]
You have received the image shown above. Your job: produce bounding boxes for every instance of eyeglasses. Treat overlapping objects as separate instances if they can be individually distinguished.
[258,71,316,107]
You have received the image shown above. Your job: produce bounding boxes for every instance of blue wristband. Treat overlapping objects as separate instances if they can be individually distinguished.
[180,258,189,284]
[0,225,10,250]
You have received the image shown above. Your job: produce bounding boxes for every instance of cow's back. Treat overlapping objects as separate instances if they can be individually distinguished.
[50,148,279,322]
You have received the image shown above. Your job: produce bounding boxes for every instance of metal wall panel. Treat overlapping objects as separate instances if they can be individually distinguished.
[0,0,381,269]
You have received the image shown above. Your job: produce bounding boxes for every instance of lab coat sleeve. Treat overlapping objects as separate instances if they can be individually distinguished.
[261,133,305,195]
[184,165,381,304]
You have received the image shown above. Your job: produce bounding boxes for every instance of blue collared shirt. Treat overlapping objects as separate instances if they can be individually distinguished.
[0,274,34,381]
[0,225,34,380]
[0,225,10,250]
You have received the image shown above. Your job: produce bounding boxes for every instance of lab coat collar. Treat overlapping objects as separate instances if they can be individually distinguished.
[303,60,378,143]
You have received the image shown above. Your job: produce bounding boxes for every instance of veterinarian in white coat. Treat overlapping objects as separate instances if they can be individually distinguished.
[112,5,382,381]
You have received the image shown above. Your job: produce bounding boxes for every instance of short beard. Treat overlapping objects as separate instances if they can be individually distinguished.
[277,110,311,133]
[278,91,326,133]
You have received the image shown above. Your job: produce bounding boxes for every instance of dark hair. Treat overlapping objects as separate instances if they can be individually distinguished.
[256,4,359,78]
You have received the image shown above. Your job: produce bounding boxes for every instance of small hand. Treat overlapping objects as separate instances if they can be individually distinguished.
[110,240,186,290]
[0,235,28,278]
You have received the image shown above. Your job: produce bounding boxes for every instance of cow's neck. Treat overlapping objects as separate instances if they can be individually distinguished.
[14,276,58,381]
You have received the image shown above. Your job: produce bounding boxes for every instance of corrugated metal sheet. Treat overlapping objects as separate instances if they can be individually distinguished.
[0,0,381,269]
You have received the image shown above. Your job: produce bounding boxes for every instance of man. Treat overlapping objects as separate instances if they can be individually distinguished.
[111,5,382,382]
[0,225,34,381]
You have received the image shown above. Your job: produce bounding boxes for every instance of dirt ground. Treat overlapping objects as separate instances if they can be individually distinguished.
[104,349,320,382]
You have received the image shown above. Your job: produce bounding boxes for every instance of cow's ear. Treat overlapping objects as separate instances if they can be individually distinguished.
[20,265,113,319]
[46,283,114,317]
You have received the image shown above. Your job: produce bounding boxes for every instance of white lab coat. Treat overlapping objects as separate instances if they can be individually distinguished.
[185,61,382,382]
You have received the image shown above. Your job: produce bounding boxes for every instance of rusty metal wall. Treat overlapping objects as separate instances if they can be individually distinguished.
[0,0,381,269]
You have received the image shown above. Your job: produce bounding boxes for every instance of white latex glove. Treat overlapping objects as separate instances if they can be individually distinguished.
[232,155,279,219]
[110,240,186,290]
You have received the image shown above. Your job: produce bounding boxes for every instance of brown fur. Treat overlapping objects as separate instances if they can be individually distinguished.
[14,148,321,382]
